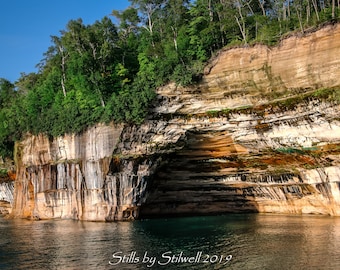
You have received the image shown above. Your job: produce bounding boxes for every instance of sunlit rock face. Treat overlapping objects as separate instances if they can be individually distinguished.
[12,23,340,220]
[0,181,14,215]
[156,24,340,115]
[11,124,148,221]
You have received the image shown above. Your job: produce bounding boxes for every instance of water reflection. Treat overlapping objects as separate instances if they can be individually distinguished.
[235,214,340,270]
[1,214,340,269]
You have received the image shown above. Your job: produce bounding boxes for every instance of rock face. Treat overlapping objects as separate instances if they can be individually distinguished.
[0,160,15,215]
[11,23,340,221]
[0,181,14,215]
[11,124,142,221]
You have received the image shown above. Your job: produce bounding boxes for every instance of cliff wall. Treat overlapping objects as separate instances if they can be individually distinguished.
[157,24,340,114]
[0,160,15,215]
[0,181,14,215]
[11,23,340,220]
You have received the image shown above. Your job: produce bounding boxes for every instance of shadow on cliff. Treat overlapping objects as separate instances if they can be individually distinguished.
[138,130,261,218]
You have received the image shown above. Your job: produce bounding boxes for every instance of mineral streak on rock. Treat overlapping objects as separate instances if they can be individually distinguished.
[10,24,340,221]
[0,180,14,215]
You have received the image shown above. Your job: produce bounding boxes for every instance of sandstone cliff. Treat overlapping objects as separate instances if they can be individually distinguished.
[10,23,340,221]
[0,180,14,215]
[0,160,15,215]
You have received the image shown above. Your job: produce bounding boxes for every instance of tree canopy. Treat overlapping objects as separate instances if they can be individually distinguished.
[0,0,339,158]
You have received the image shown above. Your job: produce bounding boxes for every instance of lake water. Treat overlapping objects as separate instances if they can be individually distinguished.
[1,214,340,269]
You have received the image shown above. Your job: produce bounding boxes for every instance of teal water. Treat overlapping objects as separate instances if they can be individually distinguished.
[1,214,340,269]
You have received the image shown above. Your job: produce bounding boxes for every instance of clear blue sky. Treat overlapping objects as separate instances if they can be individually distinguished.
[0,0,130,82]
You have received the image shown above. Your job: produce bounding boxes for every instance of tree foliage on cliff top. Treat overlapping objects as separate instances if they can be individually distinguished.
[1,0,340,158]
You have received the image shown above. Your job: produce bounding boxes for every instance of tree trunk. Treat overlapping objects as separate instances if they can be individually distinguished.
[246,1,255,15]
[311,0,320,21]
[146,4,155,48]
[58,45,67,97]
[216,10,226,46]
[171,26,178,51]
[282,2,286,21]
[258,0,266,16]
[287,0,291,18]
[235,15,247,44]
[208,0,214,21]
[295,5,304,33]
[306,1,311,24]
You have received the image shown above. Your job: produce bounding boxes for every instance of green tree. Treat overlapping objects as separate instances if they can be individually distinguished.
[0,79,16,109]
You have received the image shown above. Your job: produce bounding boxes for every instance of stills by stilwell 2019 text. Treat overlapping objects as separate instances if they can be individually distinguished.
[109,251,233,267]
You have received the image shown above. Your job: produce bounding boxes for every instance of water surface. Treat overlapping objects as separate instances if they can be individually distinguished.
[1,214,339,269]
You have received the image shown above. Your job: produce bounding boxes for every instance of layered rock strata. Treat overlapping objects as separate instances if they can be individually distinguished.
[10,23,340,220]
